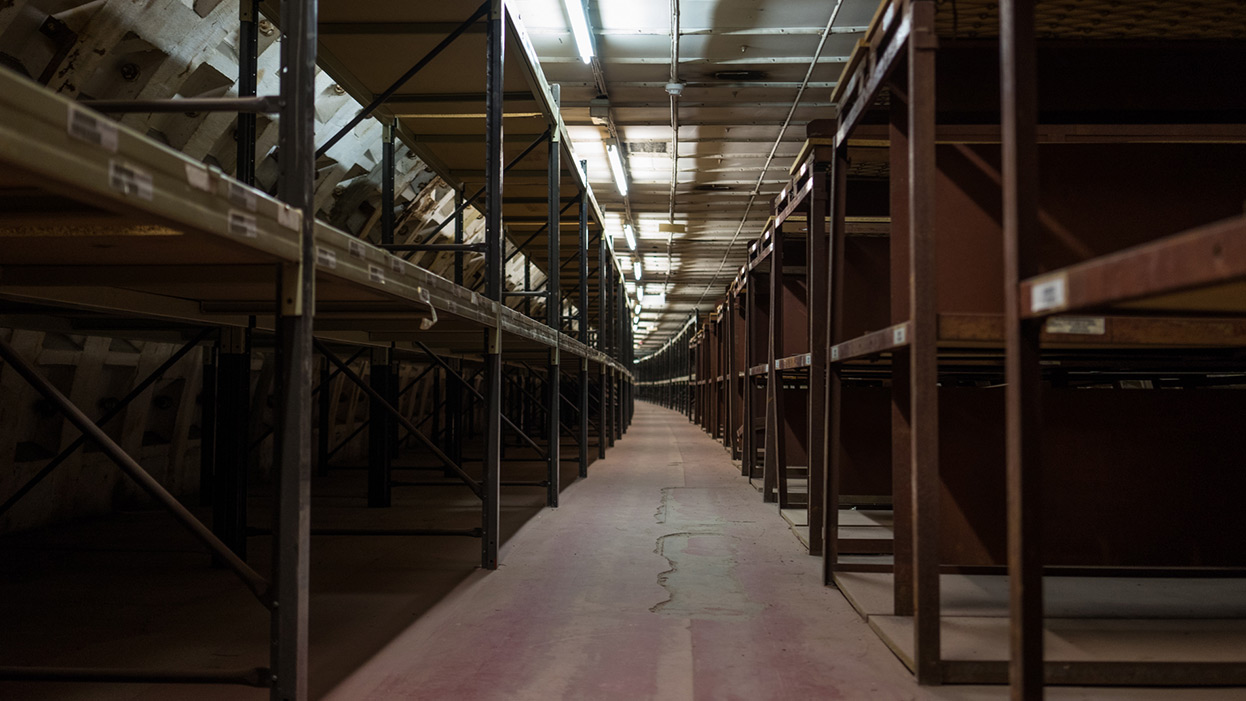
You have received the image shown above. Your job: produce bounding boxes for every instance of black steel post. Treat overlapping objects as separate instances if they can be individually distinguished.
[214,328,250,559]
[448,359,463,471]
[454,189,465,286]
[481,0,505,570]
[237,0,259,185]
[317,357,331,476]
[599,235,611,454]
[200,343,217,506]
[381,119,395,246]
[577,178,590,477]
[272,0,316,694]
[368,348,392,507]
[546,86,562,506]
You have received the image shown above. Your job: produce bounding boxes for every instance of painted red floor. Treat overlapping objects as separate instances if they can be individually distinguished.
[323,403,1239,701]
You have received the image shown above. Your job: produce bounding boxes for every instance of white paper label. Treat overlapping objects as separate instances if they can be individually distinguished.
[892,325,908,346]
[389,256,403,274]
[804,353,812,366]
[277,205,301,231]
[316,247,337,269]
[349,240,366,259]
[108,161,153,200]
[1030,275,1068,313]
[228,210,258,238]
[67,105,118,152]
[831,346,840,361]
[228,181,257,211]
[368,265,385,284]
[1045,316,1106,335]
[185,163,211,192]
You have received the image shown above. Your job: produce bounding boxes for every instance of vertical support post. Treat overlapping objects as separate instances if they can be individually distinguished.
[199,342,217,506]
[368,347,392,508]
[908,0,941,685]
[824,147,848,584]
[454,190,465,286]
[448,359,463,471]
[1001,0,1043,697]
[381,119,396,246]
[481,0,505,570]
[213,328,249,558]
[546,87,562,506]
[432,365,442,449]
[317,357,330,476]
[271,0,316,695]
[598,233,611,455]
[237,0,259,185]
[888,83,914,616]
[764,221,787,505]
[808,154,830,558]
[578,180,590,478]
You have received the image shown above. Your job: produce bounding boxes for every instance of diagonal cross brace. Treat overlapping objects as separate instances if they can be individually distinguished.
[0,334,270,605]
[0,328,213,519]
[314,340,482,499]
[315,0,490,159]
[403,129,552,260]
[414,342,548,459]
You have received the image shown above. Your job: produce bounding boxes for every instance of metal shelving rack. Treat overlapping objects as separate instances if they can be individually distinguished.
[0,0,634,696]
[666,0,1246,697]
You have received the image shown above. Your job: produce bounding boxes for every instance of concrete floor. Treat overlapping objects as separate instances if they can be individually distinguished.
[2,403,1241,699]
[322,404,1242,701]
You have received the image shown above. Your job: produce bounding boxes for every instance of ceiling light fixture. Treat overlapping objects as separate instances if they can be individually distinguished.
[624,223,637,251]
[633,260,643,280]
[562,0,595,64]
[606,140,629,197]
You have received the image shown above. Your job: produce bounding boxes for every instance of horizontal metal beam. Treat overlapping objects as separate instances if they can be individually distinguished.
[557,81,838,90]
[542,56,849,65]
[529,26,868,37]
[320,22,488,35]
[386,91,533,104]
[84,96,281,114]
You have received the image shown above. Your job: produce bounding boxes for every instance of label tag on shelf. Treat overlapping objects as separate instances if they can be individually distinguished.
[227,181,257,211]
[68,105,118,152]
[1030,274,1068,313]
[831,346,840,361]
[108,161,152,200]
[389,256,403,275]
[349,240,366,259]
[892,325,908,346]
[368,265,385,285]
[316,247,337,270]
[185,163,211,192]
[1045,316,1105,335]
[228,210,258,239]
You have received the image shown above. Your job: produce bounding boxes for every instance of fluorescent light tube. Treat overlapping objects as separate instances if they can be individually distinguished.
[624,224,637,251]
[607,142,629,197]
[633,260,642,280]
[562,0,594,64]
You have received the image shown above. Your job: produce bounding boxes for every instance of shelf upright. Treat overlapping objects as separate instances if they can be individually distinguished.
[480,0,505,571]
[999,0,1043,696]
[545,85,562,508]
[271,0,318,695]
[578,179,591,478]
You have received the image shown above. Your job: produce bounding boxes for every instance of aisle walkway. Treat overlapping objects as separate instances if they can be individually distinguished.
[324,404,1232,701]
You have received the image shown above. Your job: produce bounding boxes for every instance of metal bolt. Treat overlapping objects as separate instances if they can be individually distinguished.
[120,63,140,82]
[333,185,345,197]
[258,19,275,36]
[332,84,346,96]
